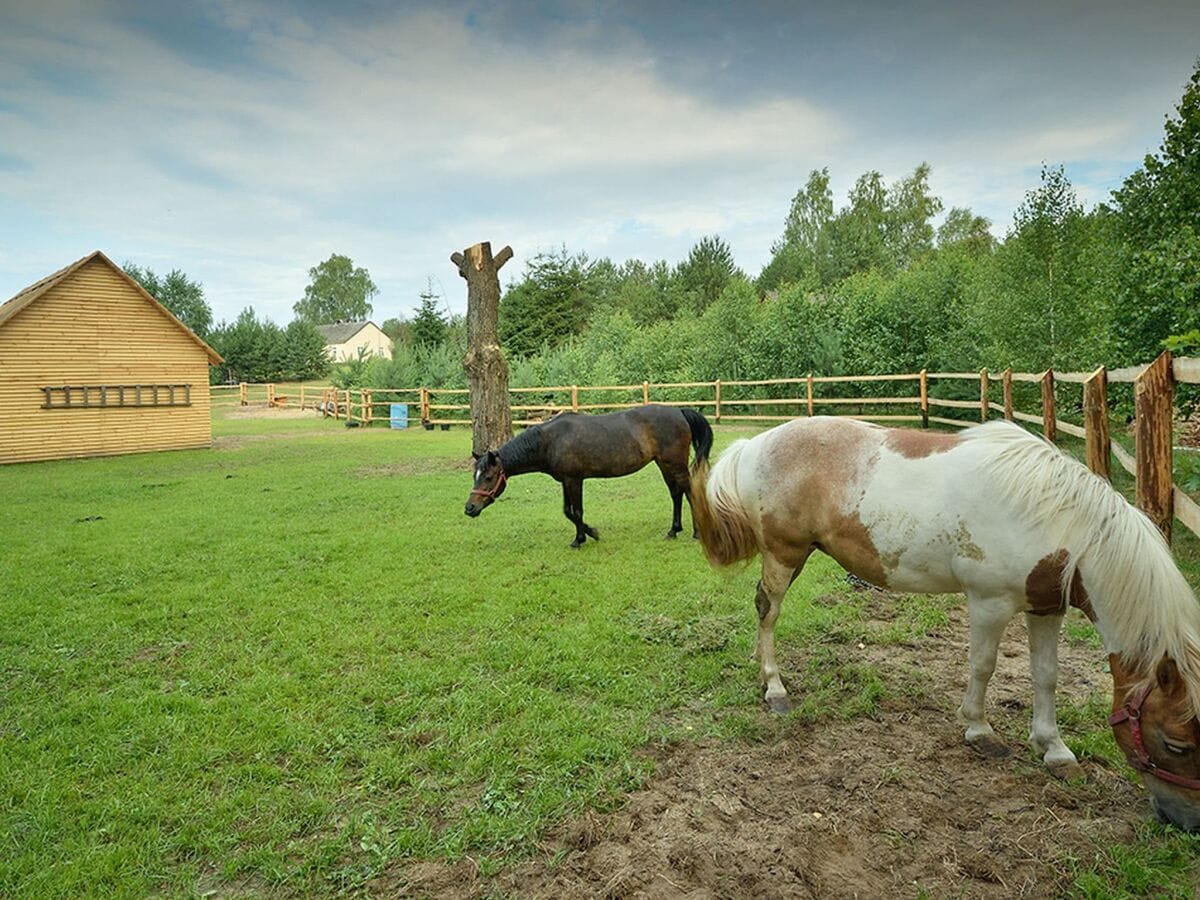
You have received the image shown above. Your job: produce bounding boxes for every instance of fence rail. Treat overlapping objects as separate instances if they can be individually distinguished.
[213,352,1200,543]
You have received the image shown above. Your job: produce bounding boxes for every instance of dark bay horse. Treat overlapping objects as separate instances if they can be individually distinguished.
[465,405,713,548]
[690,416,1200,830]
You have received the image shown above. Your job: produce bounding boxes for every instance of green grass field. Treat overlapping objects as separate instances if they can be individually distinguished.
[2,408,1198,897]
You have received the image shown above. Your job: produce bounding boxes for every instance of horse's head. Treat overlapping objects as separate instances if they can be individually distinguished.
[465,450,507,517]
[1110,655,1200,830]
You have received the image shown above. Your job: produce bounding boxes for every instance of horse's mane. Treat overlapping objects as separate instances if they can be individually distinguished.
[499,425,545,471]
[961,420,1200,715]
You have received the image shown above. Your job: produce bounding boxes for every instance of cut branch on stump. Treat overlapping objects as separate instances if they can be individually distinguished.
[452,241,514,456]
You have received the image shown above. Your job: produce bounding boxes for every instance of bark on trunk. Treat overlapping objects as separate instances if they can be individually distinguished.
[451,242,514,456]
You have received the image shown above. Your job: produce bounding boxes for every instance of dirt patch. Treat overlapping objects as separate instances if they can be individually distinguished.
[219,404,325,420]
[388,592,1154,899]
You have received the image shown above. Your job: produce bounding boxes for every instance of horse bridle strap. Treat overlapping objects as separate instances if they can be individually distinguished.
[1109,683,1200,791]
[469,468,507,500]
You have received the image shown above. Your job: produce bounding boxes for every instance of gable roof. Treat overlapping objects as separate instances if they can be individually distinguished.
[314,320,379,344]
[0,250,223,364]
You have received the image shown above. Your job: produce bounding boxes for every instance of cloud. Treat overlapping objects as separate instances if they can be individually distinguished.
[1,0,1198,322]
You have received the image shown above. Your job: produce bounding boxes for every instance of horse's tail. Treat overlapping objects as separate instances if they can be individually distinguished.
[688,438,760,569]
[680,407,713,464]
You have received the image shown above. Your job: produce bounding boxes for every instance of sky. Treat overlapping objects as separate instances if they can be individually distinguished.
[1,1,1198,326]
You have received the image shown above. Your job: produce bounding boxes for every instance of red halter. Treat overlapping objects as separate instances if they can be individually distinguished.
[469,468,507,500]
[1109,683,1200,791]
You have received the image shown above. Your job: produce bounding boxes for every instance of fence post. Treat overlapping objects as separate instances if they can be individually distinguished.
[239,382,248,406]
[1040,369,1056,443]
[420,387,430,425]
[714,380,722,423]
[300,384,306,410]
[1135,351,1174,542]
[362,390,371,425]
[806,374,814,418]
[919,369,928,428]
[642,381,649,405]
[1003,368,1013,421]
[979,368,989,423]
[1083,366,1110,482]
[571,385,579,412]
[267,383,275,407]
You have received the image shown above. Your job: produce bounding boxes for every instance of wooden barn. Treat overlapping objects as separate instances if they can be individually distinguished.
[0,251,223,464]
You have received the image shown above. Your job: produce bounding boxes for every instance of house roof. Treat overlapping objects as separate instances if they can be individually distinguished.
[315,320,378,344]
[0,250,223,364]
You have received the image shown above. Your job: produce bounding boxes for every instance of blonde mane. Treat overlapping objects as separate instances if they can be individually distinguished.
[961,420,1200,716]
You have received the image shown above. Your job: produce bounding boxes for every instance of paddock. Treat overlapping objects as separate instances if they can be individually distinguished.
[1,404,1197,898]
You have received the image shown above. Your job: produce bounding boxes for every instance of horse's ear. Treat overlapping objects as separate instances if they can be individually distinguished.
[1156,657,1184,697]
[486,449,498,464]
[471,451,481,462]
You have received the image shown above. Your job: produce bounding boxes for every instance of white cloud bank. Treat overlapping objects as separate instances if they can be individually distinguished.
[0,1,1196,322]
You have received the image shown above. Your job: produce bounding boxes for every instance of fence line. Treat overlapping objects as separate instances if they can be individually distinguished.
[213,352,1200,543]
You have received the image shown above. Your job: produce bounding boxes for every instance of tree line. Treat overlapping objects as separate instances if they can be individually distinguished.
[352,60,1199,402]
[130,60,1200,396]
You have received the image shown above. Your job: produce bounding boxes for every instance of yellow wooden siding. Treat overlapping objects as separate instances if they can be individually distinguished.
[0,259,214,463]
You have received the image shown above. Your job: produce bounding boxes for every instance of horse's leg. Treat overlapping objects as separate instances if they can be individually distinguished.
[576,479,599,542]
[655,460,687,539]
[756,551,810,714]
[1025,611,1082,778]
[956,594,1014,757]
[562,479,589,549]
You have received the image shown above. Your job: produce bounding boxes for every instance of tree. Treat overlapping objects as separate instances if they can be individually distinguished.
[781,168,835,253]
[674,235,743,314]
[1008,164,1086,364]
[1110,58,1200,363]
[293,254,377,324]
[410,281,449,347]
[499,246,598,357]
[823,170,891,282]
[122,263,213,338]
[937,207,995,253]
[381,317,409,345]
[759,168,834,291]
[280,319,332,380]
[956,165,1115,372]
[760,164,944,290]
[207,308,329,383]
[883,163,944,269]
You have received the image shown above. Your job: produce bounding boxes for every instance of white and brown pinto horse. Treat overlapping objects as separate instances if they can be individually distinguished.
[690,416,1200,830]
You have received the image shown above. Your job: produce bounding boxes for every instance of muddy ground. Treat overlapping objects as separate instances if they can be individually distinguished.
[389,590,1158,899]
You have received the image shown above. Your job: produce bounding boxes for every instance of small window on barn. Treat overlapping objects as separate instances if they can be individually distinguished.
[40,384,193,409]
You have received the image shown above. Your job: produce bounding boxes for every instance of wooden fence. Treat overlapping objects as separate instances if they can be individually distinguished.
[211,352,1200,543]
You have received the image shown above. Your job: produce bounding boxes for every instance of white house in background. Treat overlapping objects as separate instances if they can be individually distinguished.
[315,320,392,362]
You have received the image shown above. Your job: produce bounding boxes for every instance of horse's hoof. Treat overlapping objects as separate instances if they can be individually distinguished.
[664,530,678,540]
[586,528,599,541]
[966,734,1010,758]
[692,531,699,540]
[766,695,793,714]
[569,540,583,550]
[1048,761,1085,781]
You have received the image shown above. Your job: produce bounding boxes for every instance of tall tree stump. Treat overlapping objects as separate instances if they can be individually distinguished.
[451,242,514,456]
